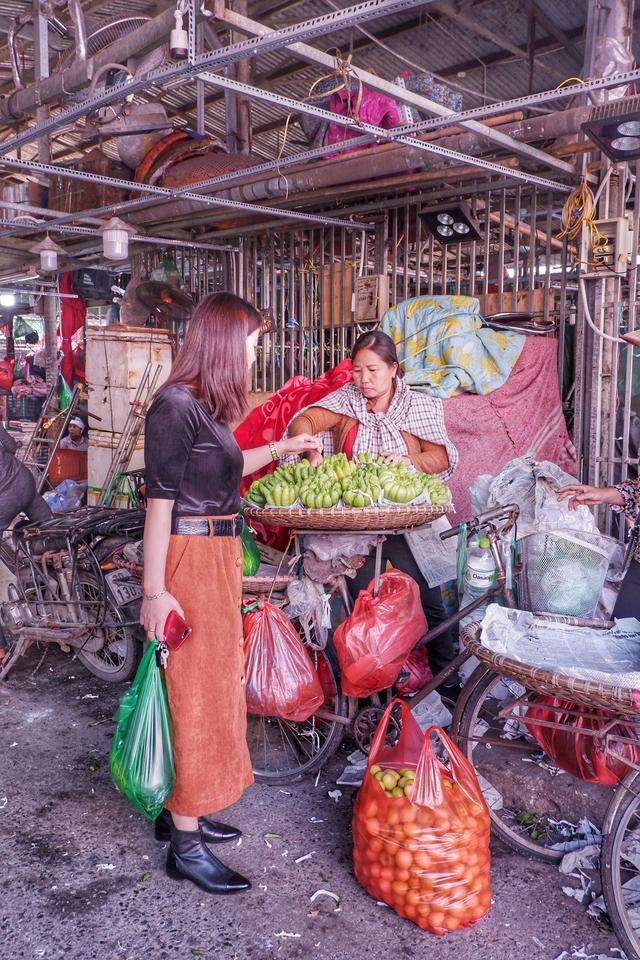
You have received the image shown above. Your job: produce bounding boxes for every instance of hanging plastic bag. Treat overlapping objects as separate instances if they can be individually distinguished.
[525,695,640,785]
[333,571,427,698]
[0,359,14,391]
[395,647,433,698]
[58,374,73,411]
[241,517,260,576]
[109,640,175,820]
[13,316,37,340]
[353,699,492,933]
[242,598,324,722]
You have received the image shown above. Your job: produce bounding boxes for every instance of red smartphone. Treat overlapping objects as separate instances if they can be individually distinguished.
[163,611,192,651]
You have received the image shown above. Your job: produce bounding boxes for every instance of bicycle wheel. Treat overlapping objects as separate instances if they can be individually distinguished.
[247,643,352,785]
[453,665,588,863]
[601,771,640,960]
[76,573,140,683]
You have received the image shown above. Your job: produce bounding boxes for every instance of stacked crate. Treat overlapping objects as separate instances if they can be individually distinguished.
[86,326,172,505]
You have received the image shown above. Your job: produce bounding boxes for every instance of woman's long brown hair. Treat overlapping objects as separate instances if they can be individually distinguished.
[161,292,261,423]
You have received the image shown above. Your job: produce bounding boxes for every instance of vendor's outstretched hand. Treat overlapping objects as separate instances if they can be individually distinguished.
[558,484,624,509]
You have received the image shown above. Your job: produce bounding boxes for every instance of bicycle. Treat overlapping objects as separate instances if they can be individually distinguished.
[243,504,521,784]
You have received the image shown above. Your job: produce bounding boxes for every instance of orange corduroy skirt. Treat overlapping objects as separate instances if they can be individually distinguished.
[163,524,254,817]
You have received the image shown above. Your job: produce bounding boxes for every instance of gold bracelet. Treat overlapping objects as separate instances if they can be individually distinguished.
[269,440,279,463]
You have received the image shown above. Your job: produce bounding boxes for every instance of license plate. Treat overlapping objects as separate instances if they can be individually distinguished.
[105,569,143,607]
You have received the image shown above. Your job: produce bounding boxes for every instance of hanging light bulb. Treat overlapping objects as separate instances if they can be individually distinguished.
[100,217,135,261]
[31,235,65,272]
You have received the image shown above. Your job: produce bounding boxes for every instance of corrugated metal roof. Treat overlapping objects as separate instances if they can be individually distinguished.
[0,1,632,189]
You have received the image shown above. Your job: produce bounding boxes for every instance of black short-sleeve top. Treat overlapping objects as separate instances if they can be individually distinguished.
[144,385,243,524]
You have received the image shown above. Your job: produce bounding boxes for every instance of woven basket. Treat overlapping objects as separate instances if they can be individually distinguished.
[242,572,292,595]
[461,618,638,715]
[243,502,451,531]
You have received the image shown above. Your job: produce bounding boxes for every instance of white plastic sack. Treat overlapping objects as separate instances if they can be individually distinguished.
[304,533,379,562]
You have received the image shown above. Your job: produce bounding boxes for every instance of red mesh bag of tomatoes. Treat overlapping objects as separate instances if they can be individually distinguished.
[525,695,640,785]
[333,571,427,698]
[242,598,324,723]
[353,699,492,934]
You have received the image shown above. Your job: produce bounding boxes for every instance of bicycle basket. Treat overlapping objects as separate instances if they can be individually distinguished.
[518,529,619,618]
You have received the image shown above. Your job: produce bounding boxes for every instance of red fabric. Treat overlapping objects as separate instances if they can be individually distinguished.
[234,360,353,549]
[444,338,577,520]
[59,273,86,387]
[333,571,427,698]
[525,695,640,785]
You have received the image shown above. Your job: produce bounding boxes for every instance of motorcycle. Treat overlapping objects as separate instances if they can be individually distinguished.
[0,507,146,682]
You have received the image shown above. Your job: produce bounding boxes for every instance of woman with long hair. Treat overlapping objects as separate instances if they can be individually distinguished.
[140,292,321,894]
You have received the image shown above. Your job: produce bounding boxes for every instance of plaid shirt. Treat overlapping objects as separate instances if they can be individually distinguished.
[295,380,458,480]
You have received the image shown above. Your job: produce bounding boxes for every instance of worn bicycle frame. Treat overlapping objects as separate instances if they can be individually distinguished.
[0,508,145,679]
[287,504,521,740]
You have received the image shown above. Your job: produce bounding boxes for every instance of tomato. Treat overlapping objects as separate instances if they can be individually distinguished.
[378,879,392,896]
[399,804,417,825]
[429,910,446,929]
[367,837,384,855]
[363,800,379,819]
[365,817,380,835]
[369,861,382,879]
[395,849,413,870]
[404,904,419,920]
[405,888,421,906]
[380,866,395,881]
[443,914,461,932]
[402,822,423,840]
[386,808,401,827]
[392,880,409,897]
[394,869,411,882]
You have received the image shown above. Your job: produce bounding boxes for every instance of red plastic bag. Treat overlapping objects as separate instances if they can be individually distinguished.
[0,359,14,390]
[353,699,491,933]
[333,571,427,698]
[242,598,324,722]
[395,647,433,698]
[525,695,640,785]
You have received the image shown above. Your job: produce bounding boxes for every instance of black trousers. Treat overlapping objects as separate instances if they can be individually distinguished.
[0,467,52,530]
[347,534,455,677]
[613,559,640,619]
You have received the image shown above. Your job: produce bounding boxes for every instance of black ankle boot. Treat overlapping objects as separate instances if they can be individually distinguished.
[166,827,251,894]
[155,808,242,844]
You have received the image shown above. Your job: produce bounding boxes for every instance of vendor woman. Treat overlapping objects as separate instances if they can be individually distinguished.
[288,330,459,685]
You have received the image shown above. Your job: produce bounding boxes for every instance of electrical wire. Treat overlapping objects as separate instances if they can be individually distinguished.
[557,171,612,270]
[578,276,625,345]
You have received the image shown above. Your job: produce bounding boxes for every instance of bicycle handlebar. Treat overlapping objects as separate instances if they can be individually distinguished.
[439,503,520,541]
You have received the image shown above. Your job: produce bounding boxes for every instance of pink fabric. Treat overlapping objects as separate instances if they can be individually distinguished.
[327,86,400,155]
[445,338,577,520]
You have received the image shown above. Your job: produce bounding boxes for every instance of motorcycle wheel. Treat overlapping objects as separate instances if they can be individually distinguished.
[76,573,141,683]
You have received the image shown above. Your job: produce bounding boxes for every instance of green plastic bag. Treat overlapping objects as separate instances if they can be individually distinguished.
[109,640,175,820]
[58,375,73,411]
[241,517,260,576]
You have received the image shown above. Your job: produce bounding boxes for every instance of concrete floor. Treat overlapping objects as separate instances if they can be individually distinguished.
[0,646,623,960]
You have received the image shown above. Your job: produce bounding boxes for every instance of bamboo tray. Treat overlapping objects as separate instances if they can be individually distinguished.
[243,502,451,531]
[461,618,637,715]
